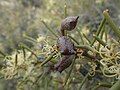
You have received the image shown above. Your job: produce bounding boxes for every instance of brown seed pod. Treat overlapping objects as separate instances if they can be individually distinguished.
[57,36,76,55]
[60,16,79,31]
[54,55,75,73]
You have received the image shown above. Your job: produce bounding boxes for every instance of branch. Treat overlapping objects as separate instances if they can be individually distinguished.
[103,9,120,38]
[91,17,106,46]
[110,80,120,90]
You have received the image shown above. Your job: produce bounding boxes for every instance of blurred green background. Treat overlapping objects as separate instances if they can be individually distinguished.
[0,0,120,54]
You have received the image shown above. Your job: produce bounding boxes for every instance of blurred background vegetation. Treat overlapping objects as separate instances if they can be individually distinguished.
[0,0,120,54]
[0,0,120,90]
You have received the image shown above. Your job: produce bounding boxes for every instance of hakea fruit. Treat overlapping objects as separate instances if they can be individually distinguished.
[54,55,75,73]
[54,16,78,73]
[57,36,76,55]
[60,16,79,35]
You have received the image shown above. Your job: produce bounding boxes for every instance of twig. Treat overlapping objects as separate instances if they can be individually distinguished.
[63,2,68,36]
[92,82,112,90]
[79,73,89,90]
[105,27,108,43]
[33,72,45,85]
[0,50,6,57]
[40,52,56,67]
[75,45,98,54]
[83,33,91,44]
[103,9,120,38]
[91,17,106,46]
[76,28,84,45]
[110,80,120,90]
[20,43,38,59]
[93,35,107,47]
[64,3,68,18]
[68,35,79,45]
[23,34,37,43]
[97,24,105,50]
[15,51,18,67]
[22,47,26,60]
[41,20,58,38]
[63,56,76,86]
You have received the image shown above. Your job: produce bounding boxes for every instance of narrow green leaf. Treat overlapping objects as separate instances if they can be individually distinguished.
[41,20,58,38]
[103,10,120,38]
[63,56,76,86]
[79,73,89,90]
[110,80,120,90]
[91,17,106,46]
[83,33,91,44]
[40,52,56,67]
[76,28,84,45]
[93,35,107,47]
[68,35,79,45]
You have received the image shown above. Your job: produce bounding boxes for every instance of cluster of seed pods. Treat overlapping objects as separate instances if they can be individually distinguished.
[54,16,79,73]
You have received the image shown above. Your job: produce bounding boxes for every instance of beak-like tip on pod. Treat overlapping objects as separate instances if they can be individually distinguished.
[75,16,79,21]
[60,16,79,31]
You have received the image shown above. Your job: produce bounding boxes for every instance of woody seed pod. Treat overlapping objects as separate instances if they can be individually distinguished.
[54,55,75,73]
[57,36,75,55]
[60,16,79,31]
